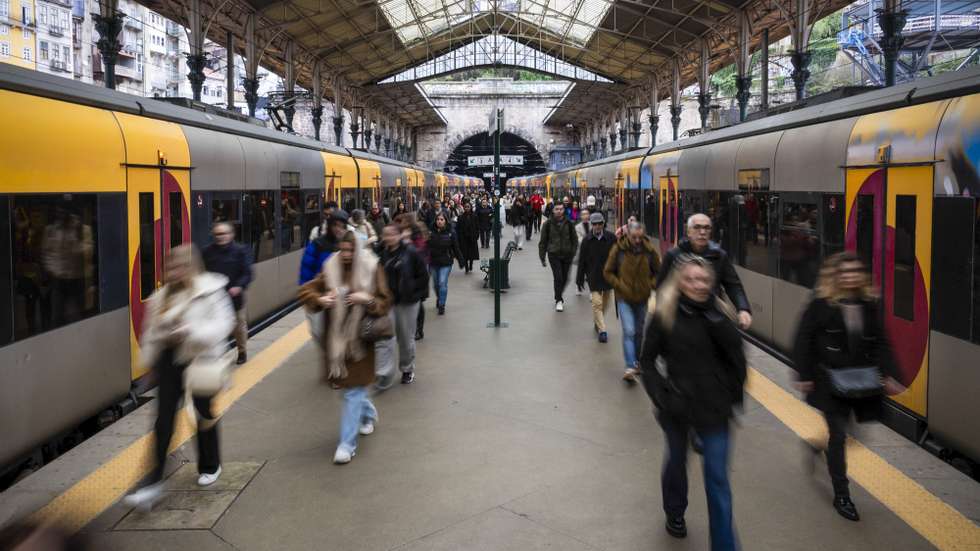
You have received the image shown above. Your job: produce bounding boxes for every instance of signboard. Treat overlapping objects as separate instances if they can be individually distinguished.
[483,172,506,178]
[470,156,522,167]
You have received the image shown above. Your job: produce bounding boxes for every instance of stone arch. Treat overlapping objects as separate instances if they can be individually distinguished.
[444,131,547,178]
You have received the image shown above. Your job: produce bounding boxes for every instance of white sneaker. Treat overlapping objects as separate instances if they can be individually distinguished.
[334,448,354,464]
[556,301,564,312]
[359,421,375,435]
[197,466,222,487]
[123,482,164,511]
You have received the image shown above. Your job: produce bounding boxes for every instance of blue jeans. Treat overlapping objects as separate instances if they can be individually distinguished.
[659,413,737,551]
[338,386,377,454]
[616,300,647,370]
[431,265,452,307]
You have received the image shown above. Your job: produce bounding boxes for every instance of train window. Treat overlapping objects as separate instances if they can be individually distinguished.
[11,194,100,340]
[931,197,974,340]
[855,194,875,271]
[211,195,242,240]
[280,190,303,253]
[303,191,322,245]
[779,199,820,287]
[138,192,155,300]
[644,192,658,237]
[168,192,182,249]
[821,194,845,257]
[97,194,128,312]
[244,191,277,262]
[0,196,12,346]
[893,195,916,321]
[280,171,301,189]
[705,192,733,253]
[732,191,778,277]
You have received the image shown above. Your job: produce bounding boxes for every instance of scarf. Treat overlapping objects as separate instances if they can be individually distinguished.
[322,242,377,379]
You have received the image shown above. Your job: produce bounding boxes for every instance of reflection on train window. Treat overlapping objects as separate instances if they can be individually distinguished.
[280,190,303,253]
[303,192,321,245]
[211,197,242,239]
[894,195,916,321]
[138,193,155,300]
[732,191,778,277]
[10,194,99,340]
[244,191,277,262]
[644,192,658,237]
[1,196,12,345]
[974,203,980,344]
[168,192,183,249]
[855,194,875,271]
[779,200,820,287]
[822,194,845,257]
[704,192,732,252]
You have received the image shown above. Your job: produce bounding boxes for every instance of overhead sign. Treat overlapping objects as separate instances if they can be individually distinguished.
[469,156,523,167]
[483,172,507,178]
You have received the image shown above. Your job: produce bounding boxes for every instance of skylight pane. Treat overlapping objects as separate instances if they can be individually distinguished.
[577,0,611,26]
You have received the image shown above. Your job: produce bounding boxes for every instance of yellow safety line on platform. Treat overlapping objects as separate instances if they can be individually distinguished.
[745,369,980,550]
[26,322,310,534]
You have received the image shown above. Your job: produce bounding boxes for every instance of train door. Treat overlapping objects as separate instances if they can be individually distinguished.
[127,164,189,378]
[658,173,679,255]
[845,166,932,418]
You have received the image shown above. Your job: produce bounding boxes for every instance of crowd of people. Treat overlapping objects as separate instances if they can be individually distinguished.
[117,187,906,551]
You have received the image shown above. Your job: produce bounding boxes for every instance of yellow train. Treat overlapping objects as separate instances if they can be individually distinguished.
[0,63,479,477]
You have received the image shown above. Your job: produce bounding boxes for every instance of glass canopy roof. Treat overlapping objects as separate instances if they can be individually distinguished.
[377,0,614,47]
[379,33,612,83]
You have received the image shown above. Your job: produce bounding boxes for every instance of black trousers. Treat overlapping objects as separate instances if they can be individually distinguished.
[465,259,474,272]
[152,347,220,483]
[533,212,542,232]
[548,254,572,302]
[824,409,850,497]
[525,221,533,240]
[479,229,491,248]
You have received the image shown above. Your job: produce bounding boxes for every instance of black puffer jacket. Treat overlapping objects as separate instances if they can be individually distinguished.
[658,239,751,313]
[792,296,898,419]
[427,226,463,268]
[476,205,493,230]
[507,202,528,226]
[640,296,746,430]
[575,230,616,292]
[380,243,430,304]
[202,242,253,310]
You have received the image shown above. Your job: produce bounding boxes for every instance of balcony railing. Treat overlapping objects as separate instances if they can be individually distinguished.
[48,25,66,37]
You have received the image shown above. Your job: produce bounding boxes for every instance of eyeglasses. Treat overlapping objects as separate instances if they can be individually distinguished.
[691,224,712,232]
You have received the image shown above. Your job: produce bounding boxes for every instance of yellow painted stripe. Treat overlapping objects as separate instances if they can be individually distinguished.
[27,322,310,534]
[746,369,980,550]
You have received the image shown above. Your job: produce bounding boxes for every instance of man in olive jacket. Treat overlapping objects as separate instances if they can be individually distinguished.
[539,203,578,312]
[604,222,661,383]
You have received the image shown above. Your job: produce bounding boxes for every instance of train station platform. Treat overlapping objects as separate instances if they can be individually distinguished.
[3,242,980,550]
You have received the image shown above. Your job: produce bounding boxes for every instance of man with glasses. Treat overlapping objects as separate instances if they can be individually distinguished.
[659,213,752,330]
[203,222,254,364]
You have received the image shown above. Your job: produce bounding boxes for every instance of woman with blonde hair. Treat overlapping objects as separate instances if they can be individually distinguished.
[793,251,903,521]
[299,231,393,463]
[125,244,235,510]
[640,254,745,550]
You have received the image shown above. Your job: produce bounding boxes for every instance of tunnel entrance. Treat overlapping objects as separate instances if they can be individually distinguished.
[444,131,547,179]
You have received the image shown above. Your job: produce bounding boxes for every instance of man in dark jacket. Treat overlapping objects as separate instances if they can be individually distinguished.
[298,209,349,285]
[456,202,480,272]
[658,213,752,330]
[368,204,390,238]
[203,222,254,364]
[576,213,615,344]
[380,224,429,385]
[539,204,578,312]
[476,199,493,249]
[604,222,661,383]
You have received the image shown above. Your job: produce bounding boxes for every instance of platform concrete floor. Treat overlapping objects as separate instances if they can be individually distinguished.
[82,241,939,550]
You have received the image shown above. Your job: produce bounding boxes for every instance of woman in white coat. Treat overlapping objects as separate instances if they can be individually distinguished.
[125,244,235,510]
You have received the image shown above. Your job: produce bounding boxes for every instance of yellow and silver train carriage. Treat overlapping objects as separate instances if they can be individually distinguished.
[539,66,980,468]
[0,63,436,476]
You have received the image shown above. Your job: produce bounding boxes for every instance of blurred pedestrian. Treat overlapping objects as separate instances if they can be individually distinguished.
[658,213,752,330]
[530,190,544,233]
[508,197,528,250]
[426,213,463,315]
[571,208,590,295]
[398,214,430,341]
[350,209,378,246]
[125,244,234,509]
[539,203,578,312]
[604,222,660,384]
[380,224,429,385]
[368,204,390,238]
[298,232,393,464]
[792,251,904,521]
[575,212,615,343]
[640,255,745,550]
[456,201,480,273]
[308,201,339,241]
[476,198,493,249]
[299,209,351,285]
[202,222,254,364]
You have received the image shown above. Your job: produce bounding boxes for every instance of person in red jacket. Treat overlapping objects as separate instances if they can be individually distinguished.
[530,191,545,234]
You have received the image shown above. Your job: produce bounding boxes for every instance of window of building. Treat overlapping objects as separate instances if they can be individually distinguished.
[22,27,29,39]
[244,191,277,262]
[51,43,59,60]
[22,47,31,61]
[38,4,46,25]
[8,194,109,341]
[280,190,303,253]
[62,45,69,61]
[0,24,8,35]
[0,41,9,57]
[39,41,48,61]
[22,5,30,25]
[0,0,8,18]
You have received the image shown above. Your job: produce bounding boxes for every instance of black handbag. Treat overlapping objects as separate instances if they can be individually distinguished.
[824,366,883,399]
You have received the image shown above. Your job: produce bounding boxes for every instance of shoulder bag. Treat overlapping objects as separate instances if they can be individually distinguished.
[185,348,236,397]
[360,311,394,342]
[824,365,883,399]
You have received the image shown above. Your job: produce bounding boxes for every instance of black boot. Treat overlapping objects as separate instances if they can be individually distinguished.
[665,516,687,538]
[833,495,860,521]
[416,306,425,340]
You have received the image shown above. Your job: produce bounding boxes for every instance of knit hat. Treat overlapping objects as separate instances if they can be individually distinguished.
[330,209,350,224]
[589,212,605,225]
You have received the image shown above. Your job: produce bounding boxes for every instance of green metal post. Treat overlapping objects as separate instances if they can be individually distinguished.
[493,108,502,327]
